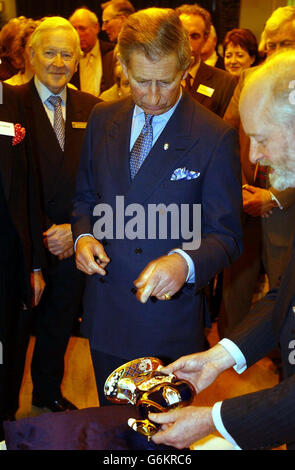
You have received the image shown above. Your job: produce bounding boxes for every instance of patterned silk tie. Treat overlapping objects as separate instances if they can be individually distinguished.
[130,113,154,180]
[47,95,65,151]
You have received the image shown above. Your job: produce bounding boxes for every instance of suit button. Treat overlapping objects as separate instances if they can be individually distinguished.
[130,287,137,295]
[99,277,105,283]
[135,248,142,254]
[97,193,101,199]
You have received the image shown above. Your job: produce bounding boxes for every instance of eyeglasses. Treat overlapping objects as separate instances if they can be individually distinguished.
[266,40,295,52]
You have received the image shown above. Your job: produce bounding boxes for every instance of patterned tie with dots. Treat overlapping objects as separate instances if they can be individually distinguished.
[47,95,65,151]
[130,113,154,180]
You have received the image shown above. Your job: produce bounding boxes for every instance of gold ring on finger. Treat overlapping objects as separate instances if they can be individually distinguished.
[163,293,171,300]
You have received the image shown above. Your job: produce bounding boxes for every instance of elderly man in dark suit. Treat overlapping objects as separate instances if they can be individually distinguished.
[150,50,295,451]
[16,17,100,413]
[72,7,242,406]
[0,83,45,439]
[176,4,237,118]
[219,6,295,338]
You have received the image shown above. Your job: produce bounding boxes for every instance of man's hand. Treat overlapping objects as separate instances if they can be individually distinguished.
[149,406,215,449]
[242,185,277,217]
[75,236,110,276]
[159,344,235,394]
[57,247,74,260]
[43,223,73,256]
[30,270,46,307]
[133,253,188,303]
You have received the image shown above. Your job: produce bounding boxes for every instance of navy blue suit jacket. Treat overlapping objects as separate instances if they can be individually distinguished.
[72,91,242,361]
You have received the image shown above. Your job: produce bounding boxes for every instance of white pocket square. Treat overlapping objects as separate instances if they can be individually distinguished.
[170,167,200,181]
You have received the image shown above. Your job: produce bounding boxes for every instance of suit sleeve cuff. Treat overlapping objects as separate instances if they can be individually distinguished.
[74,233,94,251]
[212,402,241,449]
[168,248,195,283]
[219,338,247,374]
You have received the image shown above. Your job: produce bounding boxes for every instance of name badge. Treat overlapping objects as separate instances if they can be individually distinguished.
[196,84,215,98]
[0,121,15,136]
[72,121,87,129]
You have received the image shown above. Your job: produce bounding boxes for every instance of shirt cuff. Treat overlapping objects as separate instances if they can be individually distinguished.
[219,338,247,374]
[74,233,94,251]
[168,248,195,283]
[269,191,283,210]
[212,402,241,450]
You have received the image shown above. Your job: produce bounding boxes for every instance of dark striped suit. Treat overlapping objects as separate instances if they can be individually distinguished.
[222,236,295,449]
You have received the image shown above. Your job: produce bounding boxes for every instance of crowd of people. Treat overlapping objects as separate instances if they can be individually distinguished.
[1,0,295,451]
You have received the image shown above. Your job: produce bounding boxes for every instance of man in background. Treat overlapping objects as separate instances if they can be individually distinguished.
[101,0,135,43]
[16,17,100,413]
[69,7,114,96]
[201,24,224,69]
[176,3,237,117]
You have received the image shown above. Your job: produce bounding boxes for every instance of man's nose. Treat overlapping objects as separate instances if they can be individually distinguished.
[53,53,65,67]
[249,140,262,164]
[147,84,160,104]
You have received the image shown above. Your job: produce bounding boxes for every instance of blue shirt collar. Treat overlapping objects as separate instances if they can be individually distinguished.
[34,75,67,107]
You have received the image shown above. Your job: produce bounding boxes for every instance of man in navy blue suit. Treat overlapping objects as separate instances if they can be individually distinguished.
[150,50,295,451]
[72,7,242,405]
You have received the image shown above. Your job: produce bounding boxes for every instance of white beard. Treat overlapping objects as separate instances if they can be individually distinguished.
[269,166,295,190]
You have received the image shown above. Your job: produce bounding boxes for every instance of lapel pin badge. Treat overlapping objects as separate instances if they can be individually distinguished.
[164,143,169,150]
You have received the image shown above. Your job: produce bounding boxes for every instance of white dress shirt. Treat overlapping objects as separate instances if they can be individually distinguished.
[79,40,102,96]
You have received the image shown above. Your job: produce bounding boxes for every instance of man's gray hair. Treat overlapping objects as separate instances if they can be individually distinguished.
[101,0,135,17]
[264,6,295,37]
[29,16,82,59]
[118,7,192,71]
[241,50,295,130]
[69,8,99,26]
[176,4,211,39]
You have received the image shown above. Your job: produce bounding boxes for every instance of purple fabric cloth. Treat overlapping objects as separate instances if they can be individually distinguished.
[3,405,175,450]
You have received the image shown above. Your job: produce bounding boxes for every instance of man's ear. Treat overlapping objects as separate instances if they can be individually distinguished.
[29,46,35,64]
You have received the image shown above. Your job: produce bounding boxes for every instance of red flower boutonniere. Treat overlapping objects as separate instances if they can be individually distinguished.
[12,123,26,146]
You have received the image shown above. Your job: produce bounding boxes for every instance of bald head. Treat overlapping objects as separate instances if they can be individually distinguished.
[69,8,99,53]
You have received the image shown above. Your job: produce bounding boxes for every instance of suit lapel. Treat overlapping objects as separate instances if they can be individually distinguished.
[105,97,134,195]
[272,237,295,335]
[191,61,213,106]
[23,80,64,171]
[125,91,198,205]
